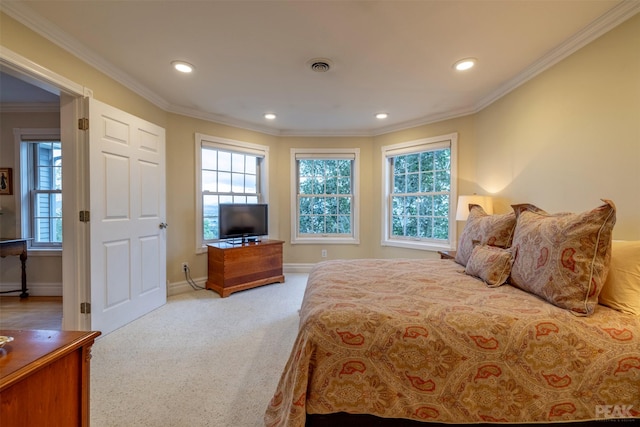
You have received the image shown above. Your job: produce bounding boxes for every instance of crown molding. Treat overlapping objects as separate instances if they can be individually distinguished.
[1,1,172,111]
[475,0,640,112]
[2,0,638,137]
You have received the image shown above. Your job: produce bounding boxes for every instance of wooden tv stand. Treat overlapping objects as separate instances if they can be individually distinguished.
[206,239,285,297]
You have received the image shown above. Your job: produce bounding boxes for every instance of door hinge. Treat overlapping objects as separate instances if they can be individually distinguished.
[80,302,91,314]
[78,117,89,131]
[79,210,90,222]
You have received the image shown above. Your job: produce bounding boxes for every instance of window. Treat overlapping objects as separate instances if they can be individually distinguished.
[291,148,359,244]
[195,133,269,252]
[15,129,62,249]
[381,133,457,251]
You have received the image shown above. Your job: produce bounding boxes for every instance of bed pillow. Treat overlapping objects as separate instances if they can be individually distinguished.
[599,240,640,316]
[465,244,515,287]
[509,199,616,316]
[454,205,517,267]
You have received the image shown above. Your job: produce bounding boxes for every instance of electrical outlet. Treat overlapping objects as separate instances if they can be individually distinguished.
[321,249,327,258]
[181,262,189,272]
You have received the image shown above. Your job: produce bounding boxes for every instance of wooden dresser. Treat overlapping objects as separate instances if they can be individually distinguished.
[206,239,285,297]
[0,329,101,427]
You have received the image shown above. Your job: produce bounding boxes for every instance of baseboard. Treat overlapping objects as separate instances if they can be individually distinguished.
[167,263,315,296]
[0,282,62,296]
[168,276,208,297]
[284,263,316,274]
[0,264,317,298]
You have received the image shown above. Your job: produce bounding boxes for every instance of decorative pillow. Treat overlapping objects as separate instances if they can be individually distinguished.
[599,240,640,316]
[455,205,517,267]
[509,199,616,316]
[465,245,515,287]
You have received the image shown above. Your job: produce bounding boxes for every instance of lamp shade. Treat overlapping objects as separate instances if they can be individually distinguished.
[456,195,494,221]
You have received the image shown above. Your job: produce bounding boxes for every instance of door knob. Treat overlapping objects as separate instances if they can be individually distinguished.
[159,222,168,229]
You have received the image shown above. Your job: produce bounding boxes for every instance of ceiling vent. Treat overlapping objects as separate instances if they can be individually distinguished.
[308,58,333,73]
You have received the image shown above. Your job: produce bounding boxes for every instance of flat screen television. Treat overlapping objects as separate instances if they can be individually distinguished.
[218,203,268,243]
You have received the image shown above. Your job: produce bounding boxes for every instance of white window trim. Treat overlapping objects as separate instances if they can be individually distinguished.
[195,133,270,253]
[290,148,360,245]
[381,133,458,251]
[13,128,62,254]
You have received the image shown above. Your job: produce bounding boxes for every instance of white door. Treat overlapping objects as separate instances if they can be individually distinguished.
[88,98,166,336]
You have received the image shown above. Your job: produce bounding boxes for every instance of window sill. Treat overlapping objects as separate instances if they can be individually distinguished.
[291,237,360,245]
[27,248,62,257]
[381,239,453,252]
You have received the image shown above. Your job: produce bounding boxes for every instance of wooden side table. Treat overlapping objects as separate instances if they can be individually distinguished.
[0,238,30,298]
[0,329,101,427]
[437,250,456,260]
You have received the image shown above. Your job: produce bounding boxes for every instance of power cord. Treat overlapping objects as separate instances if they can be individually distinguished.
[183,264,206,290]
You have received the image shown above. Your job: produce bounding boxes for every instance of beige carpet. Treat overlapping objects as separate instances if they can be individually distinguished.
[90,273,308,427]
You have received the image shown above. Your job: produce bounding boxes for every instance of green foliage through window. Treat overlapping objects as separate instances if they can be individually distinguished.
[298,159,352,235]
[390,148,450,241]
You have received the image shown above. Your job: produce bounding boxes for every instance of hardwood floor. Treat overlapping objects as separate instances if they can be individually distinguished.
[0,296,62,330]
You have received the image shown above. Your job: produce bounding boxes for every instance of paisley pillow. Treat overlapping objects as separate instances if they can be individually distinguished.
[455,205,516,267]
[465,244,515,287]
[509,200,616,316]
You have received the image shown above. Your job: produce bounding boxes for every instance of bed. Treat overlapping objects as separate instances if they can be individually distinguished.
[265,200,640,426]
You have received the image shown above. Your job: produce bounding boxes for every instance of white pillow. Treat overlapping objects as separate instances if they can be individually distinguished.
[599,240,640,316]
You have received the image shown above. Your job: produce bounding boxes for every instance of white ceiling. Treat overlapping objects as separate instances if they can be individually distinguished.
[2,1,638,136]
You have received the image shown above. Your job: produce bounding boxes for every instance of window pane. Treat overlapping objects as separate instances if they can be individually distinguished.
[245,174,257,193]
[202,149,217,170]
[338,215,351,234]
[394,156,406,174]
[325,177,337,194]
[232,153,245,173]
[218,151,231,171]
[245,157,257,174]
[393,174,406,193]
[231,172,245,192]
[407,173,419,193]
[326,216,338,233]
[406,154,419,173]
[434,170,450,191]
[392,215,404,236]
[325,197,338,215]
[337,177,351,194]
[420,171,434,192]
[203,195,219,240]
[202,171,217,192]
[218,172,231,192]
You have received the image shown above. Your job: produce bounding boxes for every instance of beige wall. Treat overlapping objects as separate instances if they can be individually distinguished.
[1,11,638,292]
[474,13,640,239]
[165,113,279,283]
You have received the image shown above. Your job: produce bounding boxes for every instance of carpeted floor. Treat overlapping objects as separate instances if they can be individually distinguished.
[90,273,308,427]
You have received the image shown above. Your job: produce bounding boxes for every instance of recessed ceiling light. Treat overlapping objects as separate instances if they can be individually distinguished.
[172,61,194,73]
[264,113,277,120]
[375,113,388,120]
[453,58,477,71]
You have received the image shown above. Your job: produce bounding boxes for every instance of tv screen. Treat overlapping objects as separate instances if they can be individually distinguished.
[218,204,268,241]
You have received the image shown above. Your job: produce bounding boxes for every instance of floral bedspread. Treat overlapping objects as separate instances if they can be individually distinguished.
[265,259,640,426]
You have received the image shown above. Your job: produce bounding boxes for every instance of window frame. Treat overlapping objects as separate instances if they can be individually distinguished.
[195,133,269,253]
[381,133,458,251]
[290,148,360,245]
[14,128,63,252]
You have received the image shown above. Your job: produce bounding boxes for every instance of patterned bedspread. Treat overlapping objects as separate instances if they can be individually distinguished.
[265,259,640,426]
